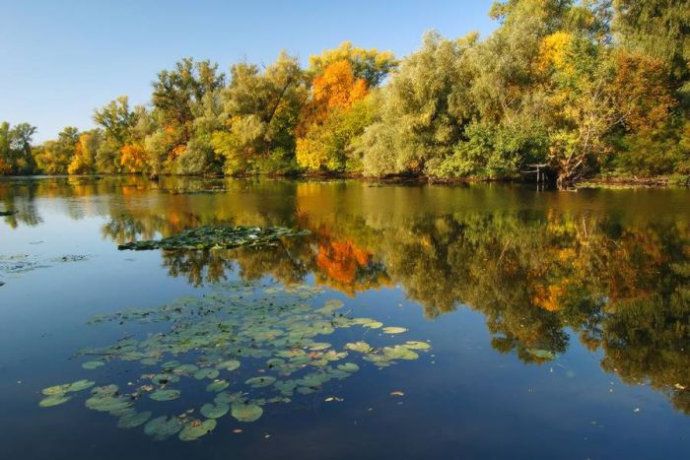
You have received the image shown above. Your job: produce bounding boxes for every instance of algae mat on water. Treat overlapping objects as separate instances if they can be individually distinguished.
[117,225,309,250]
[39,281,432,442]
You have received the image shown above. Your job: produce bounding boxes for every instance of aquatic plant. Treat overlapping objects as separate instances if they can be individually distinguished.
[117,225,309,251]
[40,281,432,442]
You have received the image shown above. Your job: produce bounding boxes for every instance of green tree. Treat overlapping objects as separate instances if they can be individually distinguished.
[211,52,305,175]
[0,122,37,175]
[34,127,79,174]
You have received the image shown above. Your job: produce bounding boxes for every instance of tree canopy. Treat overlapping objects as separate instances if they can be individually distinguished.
[3,1,689,188]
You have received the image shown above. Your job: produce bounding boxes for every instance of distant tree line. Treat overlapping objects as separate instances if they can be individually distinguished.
[2,0,689,188]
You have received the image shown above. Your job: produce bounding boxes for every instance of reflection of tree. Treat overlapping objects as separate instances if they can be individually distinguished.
[0,179,43,228]
[4,177,689,415]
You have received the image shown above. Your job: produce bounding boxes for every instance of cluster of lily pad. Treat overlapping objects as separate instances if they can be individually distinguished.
[117,225,310,251]
[39,282,431,442]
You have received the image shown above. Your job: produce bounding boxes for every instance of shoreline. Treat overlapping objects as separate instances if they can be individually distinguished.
[1,172,687,189]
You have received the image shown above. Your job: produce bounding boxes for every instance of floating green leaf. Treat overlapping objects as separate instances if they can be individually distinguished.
[382,327,408,335]
[337,362,360,373]
[118,226,309,251]
[194,368,220,380]
[206,380,230,392]
[200,402,230,419]
[144,416,183,441]
[82,360,105,370]
[117,411,152,429]
[85,395,132,414]
[345,341,373,353]
[404,341,431,351]
[179,419,217,441]
[39,395,71,408]
[231,403,263,422]
[216,359,240,371]
[245,376,276,388]
[149,389,181,401]
[67,379,96,393]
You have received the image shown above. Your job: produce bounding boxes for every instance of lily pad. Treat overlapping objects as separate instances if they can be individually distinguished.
[337,362,360,373]
[231,403,263,422]
[144,416,183,441]
[82,360,105,370]
[200,402,230,419]
[67,379,96,393]
[194,368,220,380]
[118,225,309,251]
[345,341,373,353]
[42,384,70,396]
[179,419,217,441]
[149,389,181,401]
[206,380,230,392]
[245,376,276,388]
[216,359,240,372]
[117,411,152,429]
[404,341,431,351]
[39,395,71,408]
[382,327,408,335]
[85,395,132,414]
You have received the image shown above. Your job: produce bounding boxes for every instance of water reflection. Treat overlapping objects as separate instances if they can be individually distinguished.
[1,177,688,415]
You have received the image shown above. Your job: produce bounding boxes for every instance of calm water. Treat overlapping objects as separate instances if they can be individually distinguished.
[0,176,689,459]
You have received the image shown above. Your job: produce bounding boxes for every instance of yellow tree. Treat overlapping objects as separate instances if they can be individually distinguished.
[68,132,100,175]
[297,60,370,171]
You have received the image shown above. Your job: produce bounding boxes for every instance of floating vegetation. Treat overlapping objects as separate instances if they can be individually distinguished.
[200,402,229,419]
[82,360,105,370]
[144,416,183,441]
[52,255,89,263]
[117,225,309,251]
[179,419,217,441]
[0,210,16,216]
[0,253,89,280]
[231,403,263,422]
[0,254,48,274]
[38,379,95,407]
[382,327,407,334]
[149,389,181,401]
[245,376,277,388]
[39,281,431,441]
[39,394,71,407]
[118,411,152,429]
[206,380,230,392]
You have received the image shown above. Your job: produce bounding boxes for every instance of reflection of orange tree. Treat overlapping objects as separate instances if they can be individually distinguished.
[314,238,390,296]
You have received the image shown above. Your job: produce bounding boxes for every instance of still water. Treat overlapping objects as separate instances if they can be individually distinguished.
[0,176,688,459]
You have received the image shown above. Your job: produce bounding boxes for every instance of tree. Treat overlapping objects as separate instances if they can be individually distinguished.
[68,131,101,175]
[34,127,79,174]
[296,96,377,172]
[93,96,142,174]
[211,52,305,175]
[308,41,397,87]
[613,0,690,102]
[0,122,37,175]
[357,32,477,176]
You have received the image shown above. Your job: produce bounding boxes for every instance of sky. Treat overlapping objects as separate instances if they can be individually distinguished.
[0,0,497,142]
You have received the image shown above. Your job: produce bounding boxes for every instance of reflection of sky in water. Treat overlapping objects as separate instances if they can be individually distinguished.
[0,177,689,459]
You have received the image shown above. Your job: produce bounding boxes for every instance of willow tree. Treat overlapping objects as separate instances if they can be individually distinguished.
[0,122,36,175]
[211,52,306,175]
[356,32,477,176]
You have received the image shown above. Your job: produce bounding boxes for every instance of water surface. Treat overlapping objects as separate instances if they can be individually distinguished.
[0,177,689,459]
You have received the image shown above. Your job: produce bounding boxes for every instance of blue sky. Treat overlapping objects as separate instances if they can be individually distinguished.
[0,0,497,141]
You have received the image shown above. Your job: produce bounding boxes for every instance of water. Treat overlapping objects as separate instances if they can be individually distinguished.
[0,176,688,459]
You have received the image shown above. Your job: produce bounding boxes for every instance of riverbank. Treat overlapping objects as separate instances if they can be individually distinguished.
[2,172,688,190]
